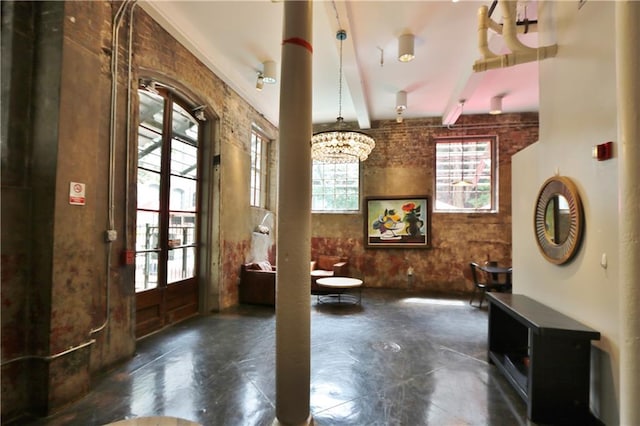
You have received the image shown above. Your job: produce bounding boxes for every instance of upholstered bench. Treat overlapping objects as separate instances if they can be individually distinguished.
[239,261,275,306]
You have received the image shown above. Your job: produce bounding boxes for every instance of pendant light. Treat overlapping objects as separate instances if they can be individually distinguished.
[311,30,375,164]
[396,90,407,123]
[452,143,473,187]
[452,100,473,187]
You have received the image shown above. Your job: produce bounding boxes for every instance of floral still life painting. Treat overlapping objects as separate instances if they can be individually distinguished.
[366,196,431,248]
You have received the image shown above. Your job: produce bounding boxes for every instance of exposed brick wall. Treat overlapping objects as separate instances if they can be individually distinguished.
[2,0,536,420]
[1,1,279,420]
[132,7,278,310]
[313,113,539,294]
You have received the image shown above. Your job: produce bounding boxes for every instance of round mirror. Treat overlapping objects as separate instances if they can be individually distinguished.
[543,194,571,244]
[534,176,584,264]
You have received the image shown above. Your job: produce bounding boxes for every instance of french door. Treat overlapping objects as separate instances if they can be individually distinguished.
[135,88,200,337]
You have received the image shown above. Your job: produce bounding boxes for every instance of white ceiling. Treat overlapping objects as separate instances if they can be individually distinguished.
[139,0,540,128]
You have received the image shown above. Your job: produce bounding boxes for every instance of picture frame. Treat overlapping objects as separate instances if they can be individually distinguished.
[365,196,431,248]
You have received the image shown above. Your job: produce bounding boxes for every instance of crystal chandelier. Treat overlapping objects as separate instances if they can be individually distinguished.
[311,30,375,164]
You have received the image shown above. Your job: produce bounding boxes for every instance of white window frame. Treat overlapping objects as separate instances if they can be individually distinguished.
[434,136,497,213]
[312,161,361,213]
[250,128,269,208]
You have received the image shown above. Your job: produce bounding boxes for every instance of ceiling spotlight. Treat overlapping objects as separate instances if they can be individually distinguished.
[262,60,277,84]
[490,96,503,115]
[256,73,264,91]
[398,33,415,62]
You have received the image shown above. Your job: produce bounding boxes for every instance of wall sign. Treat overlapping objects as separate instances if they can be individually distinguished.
[69,182,86,205]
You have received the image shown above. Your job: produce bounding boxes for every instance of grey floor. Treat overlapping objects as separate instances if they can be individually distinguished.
[26,289,532,426]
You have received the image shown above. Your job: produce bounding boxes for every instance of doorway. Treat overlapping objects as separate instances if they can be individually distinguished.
[134,88,201,337]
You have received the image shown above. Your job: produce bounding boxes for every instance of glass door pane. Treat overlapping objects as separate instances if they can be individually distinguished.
[136,90,165,292]
[135,210,160,291]
[166,103,199,285]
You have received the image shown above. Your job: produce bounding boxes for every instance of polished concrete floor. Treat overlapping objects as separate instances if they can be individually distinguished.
[26,289,532,426]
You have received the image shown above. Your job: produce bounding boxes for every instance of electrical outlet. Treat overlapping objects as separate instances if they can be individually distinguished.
[105,230,117,242]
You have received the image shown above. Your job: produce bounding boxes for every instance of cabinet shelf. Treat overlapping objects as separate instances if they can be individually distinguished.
[487,293,600,424]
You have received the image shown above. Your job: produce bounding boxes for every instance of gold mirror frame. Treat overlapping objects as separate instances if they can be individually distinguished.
[534,176,584,264]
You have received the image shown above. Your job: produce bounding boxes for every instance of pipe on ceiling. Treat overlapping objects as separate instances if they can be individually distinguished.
[477,5,498,60]
[500,0,537,55]
[473,0,556,73]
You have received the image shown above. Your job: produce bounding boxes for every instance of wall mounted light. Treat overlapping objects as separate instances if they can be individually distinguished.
[262,60,277,84]
[139,78,159,95]
[192,105,207,121]
[398,34,415,62]
[490,96,503,115]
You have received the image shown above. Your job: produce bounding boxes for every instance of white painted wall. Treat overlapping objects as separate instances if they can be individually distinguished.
[512,1,619,423]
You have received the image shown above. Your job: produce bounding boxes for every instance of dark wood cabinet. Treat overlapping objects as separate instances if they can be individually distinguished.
[487,293,600,424]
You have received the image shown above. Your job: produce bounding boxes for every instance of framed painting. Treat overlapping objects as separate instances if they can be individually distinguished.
[365,196,431,248]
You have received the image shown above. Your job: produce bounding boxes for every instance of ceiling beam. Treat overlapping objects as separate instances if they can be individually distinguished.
[323,1,371,129]
[442,30,508,125]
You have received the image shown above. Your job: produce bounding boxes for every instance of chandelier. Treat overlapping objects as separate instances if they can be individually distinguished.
[311,30,375,164]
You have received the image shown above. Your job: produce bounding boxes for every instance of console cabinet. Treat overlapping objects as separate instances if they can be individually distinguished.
[486,293,600,424]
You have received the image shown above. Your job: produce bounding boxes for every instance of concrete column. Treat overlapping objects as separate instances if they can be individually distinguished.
[274,1,313,425]
[616,1,640,424]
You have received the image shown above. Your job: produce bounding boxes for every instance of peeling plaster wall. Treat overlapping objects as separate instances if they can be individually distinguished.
[1,1,278,420]
[120,2,279,319]
[1,1,36,417]
[219,141,251,308]
[2,0,533,420]
[312,113,538,294]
